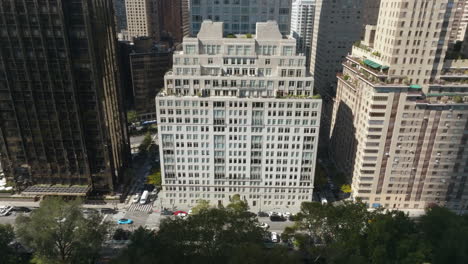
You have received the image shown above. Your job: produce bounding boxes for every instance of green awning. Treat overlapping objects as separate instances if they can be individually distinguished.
[363,59,381,69]
[409,84,422,89]
[381,66,389,70]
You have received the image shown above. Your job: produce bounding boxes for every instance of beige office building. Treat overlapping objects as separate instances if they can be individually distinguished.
[125,0,153,38]
[330,0,468,214]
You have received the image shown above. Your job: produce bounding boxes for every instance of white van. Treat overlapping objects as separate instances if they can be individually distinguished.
[140,190,149,205]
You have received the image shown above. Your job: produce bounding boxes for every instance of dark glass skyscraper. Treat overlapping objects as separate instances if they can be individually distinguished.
[0,0,129,193]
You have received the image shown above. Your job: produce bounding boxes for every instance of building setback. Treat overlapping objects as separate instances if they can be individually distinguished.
[0,0,129,193]
[130,38,173,121]
[189,0,292,36]
[156,21,321,212]
[290,0,315,68]
[330,0,468,213]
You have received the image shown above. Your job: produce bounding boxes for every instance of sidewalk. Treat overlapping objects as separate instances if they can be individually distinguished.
[0,200,125,209]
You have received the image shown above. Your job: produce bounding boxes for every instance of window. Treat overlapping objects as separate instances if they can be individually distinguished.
[282,46,293,56]
[185,45,196,54]
[265,59,270,65]
[228,45,234,55]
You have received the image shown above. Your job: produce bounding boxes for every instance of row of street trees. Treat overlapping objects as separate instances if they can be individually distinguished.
[1,197,468,263]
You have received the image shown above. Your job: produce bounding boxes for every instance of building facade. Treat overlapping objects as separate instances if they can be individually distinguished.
[154,0,190,45]
[130,38,173,121]
[290,0,315,68]
[125,0,153,39]
[450,0,468,43]
[309,0,380,156]
[330,0,468,213]
[189,0,292,36]
[156,21,321,212]
[0,0,129,193]
[113,0,127,32]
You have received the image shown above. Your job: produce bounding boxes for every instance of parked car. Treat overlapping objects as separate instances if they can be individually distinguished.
[257,211,269,217]
[118,218,133,225]
[161,209,173,216]
[268,211,277,217]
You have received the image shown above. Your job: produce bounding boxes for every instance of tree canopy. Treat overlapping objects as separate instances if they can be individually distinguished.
[138,132,153,154]
[226,194,249,212]
[191,199,211,215]
[285,201,468,264]
[15,197,111,264]
[146,171,161,187]
[115,207,299,263]
[126,110,137,124]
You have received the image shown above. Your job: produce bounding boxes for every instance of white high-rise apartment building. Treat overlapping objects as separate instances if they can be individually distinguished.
[330,0,468,214]
[156,21,321,212]
[125,0,152,38]
[290,0,315,68]
[189,0,292,36]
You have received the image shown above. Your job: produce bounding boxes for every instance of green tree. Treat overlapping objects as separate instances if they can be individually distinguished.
[126,110,138,124]
[147,171,161,187]
[113,227,158,264]
[340,184,352,193]
[191,199,211,215]
[16,198,111,264]
[226,194,249,212]
[0,224,30,263]
[138,132,152,154]
[420,206,468,264]
[359,212,428,264]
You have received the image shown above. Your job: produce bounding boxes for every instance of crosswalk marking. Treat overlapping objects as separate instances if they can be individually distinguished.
[127,203,154,212]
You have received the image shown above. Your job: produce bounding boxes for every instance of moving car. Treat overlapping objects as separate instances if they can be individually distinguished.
[12,207,32,213]
[0,206,13,216]
[270,215,286,222]
[118,218,133,225]
[100,208,117,214]
[321,197,328,205]
[132,193,140,204]
[271,232,279,243]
